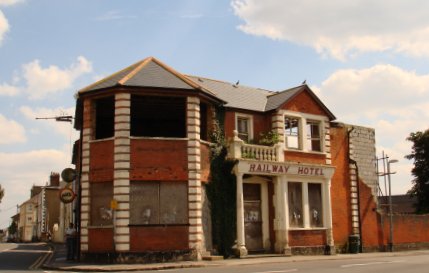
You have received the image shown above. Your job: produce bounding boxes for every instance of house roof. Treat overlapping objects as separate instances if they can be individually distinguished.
[78,57,218,99]
[379,195,417,214]
[185,76,273,112]
[77,57,336,119]
[266,85,336,120]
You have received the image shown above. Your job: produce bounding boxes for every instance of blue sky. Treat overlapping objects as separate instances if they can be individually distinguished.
[1,0,429,228]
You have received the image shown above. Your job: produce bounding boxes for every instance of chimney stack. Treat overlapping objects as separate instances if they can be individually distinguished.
[50,172,60,187]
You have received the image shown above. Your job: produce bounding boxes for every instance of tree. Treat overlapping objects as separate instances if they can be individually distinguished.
[8,221,17,236]
[0,184,4,204]
[405,129,429,213]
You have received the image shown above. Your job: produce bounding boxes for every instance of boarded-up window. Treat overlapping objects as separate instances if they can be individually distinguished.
[130,181,188,225]
[90,182,113,226]
[288,182,303,228]
[308,183,323,227]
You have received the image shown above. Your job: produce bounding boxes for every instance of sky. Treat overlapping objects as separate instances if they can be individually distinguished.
[0,0,428,229]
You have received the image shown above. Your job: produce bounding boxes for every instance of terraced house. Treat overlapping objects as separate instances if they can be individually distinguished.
[73,57,383,262]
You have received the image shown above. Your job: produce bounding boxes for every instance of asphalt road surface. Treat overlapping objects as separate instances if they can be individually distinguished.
[134,252,429,273]
[0,242,50,272]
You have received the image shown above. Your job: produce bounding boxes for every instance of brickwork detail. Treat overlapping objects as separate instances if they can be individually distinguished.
[324,122,332,165]
[80,99,92,252]
[187,96,203,258]
[272,111,285,144]
[114,93,131,251]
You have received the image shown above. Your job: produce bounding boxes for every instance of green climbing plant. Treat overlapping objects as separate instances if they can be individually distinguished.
[206,107,237,258]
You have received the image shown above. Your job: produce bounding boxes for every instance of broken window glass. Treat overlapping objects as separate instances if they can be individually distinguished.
[288,182,303,227]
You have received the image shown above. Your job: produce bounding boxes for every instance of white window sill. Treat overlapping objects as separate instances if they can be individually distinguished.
[288,227,327,231]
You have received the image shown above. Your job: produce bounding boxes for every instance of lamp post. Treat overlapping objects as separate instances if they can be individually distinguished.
[387,159,398,252]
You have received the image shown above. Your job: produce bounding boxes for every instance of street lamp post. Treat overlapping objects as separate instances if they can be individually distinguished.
[387,159,398,252]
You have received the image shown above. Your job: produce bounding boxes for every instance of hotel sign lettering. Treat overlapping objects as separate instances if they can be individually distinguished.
[246,162,328,177]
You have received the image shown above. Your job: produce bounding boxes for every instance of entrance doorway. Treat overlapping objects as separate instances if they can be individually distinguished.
[244,183,263,252]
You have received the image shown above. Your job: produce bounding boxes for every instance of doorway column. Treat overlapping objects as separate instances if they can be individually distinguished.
[236,171,248,257]
[274,176,291,255]
[323,179,335,254]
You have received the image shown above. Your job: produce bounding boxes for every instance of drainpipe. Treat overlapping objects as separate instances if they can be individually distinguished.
[347,127,363,253]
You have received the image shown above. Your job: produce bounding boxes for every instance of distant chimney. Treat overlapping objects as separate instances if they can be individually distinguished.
[50,172,60,187]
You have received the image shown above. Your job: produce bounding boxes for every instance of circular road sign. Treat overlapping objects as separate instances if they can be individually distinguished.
[59,187,76,203]
[61,168,77,183]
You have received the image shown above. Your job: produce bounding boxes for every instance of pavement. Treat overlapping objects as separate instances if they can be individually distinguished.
[42,244,429,272]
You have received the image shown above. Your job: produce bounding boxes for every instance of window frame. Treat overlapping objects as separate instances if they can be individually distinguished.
[129,181,189,226]
[284,116,301,150]
[287,180,326,230]
[235,113,253,143]
[282,112,326,153]
[306,120,322,152]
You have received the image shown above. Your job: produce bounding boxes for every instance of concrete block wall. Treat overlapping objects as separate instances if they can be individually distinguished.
[348,125,378,197]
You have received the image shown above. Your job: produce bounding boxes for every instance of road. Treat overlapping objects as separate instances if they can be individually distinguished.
[134,252,429,273]
[1,243,429,273]
[0,242,51,272]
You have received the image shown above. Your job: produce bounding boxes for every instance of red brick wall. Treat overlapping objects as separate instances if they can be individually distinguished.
[88,228,114,252]
[283,91,327,116]
[388,214,429,244]
[289,230,326,246]
[329,126,353,246]
[252,112,271,143]
[224,110,272,142]
[130,226,189,251]
[130,139,188,181]
[359,180,384,249]
[284,151,326,165]
[89,140,114,182]
[224,111,235,141]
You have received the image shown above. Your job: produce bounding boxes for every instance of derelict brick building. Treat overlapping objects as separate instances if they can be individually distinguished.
[73,57,384,262]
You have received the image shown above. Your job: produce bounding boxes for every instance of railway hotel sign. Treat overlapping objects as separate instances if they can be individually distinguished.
[238,161,335,179]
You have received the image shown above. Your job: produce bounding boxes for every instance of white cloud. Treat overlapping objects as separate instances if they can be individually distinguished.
[0,10,9,45]
[23,56,92,99]
[0,82,19,96]
[0,148,72,228]
[20,106,77,139]
[319,64,429,119]
[232,0,429,60]
[0,56,93,98]
[0,114,26,144]
[316,64,429,194]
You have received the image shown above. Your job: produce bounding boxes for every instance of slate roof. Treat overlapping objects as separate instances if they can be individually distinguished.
[186,76,273,112]
[78,57,214,96]
[265,85,304,112]
[77,56,335,119]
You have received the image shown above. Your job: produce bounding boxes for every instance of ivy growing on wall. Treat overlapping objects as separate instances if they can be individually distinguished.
[206,107,237,257]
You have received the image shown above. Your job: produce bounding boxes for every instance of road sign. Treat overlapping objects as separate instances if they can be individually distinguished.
[59,187,76,203]
[61,168,77,183]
